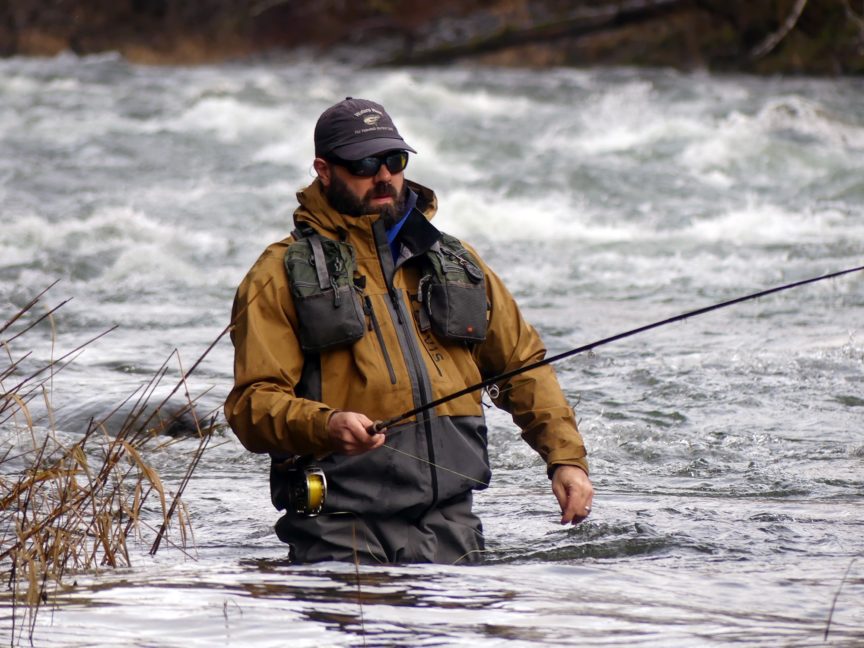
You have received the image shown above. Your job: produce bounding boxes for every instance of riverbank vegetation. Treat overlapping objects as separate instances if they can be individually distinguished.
[0,0,862,74]
[0,284,214,643]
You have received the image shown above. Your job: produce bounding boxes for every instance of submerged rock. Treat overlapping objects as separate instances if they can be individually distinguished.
[53,394,205,438]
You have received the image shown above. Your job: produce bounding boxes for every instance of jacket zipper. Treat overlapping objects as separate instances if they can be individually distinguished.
[364,295,397,385]
[388,286,439,505]
[373,219,439,506]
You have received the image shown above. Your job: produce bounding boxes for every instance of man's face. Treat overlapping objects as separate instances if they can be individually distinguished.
[314,154,407,225]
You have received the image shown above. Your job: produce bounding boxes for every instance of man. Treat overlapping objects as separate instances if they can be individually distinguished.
[225,97,593,564]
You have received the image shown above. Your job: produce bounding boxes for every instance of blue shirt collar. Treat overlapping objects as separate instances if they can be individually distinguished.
[386,189,418,259]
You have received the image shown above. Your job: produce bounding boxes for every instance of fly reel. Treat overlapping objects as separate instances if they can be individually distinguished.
[286,464,327,517]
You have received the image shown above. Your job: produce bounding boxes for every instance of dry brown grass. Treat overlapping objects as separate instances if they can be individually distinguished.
[1,284,221,644]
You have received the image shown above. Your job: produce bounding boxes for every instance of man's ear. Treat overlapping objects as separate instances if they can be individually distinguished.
[313,158,331,187]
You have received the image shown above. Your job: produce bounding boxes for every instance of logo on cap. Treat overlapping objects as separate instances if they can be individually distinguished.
[315,98,416,158]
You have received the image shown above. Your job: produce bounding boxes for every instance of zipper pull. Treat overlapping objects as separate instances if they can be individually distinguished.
[389,290,403,324]
[363,295,374,331]
[330,277,342,307]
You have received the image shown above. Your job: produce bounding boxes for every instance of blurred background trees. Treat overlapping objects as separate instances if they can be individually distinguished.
[0,0,861,73]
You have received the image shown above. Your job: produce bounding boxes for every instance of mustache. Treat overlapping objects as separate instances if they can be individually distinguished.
[366,182,398,201]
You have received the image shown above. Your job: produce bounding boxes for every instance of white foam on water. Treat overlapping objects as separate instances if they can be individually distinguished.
[253,138,314,165]
[756,95,864,148]
[2,206,233,288]
[684,203,851,245]
[682,94,864,175]
[437,185,844,249]
[104,243,202,288]
[536,80,706,156]
[437,186,644,244]
[8,106,130,147]
[393,73,536,120]
[162,96,296,142]
[22,207,211,250]
[0,73,84,109]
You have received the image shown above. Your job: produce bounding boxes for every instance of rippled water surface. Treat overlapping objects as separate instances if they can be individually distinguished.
[1,54,863,646]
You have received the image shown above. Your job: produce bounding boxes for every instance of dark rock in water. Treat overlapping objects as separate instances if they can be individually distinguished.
[156,407,201,437]
[54,395,204,438]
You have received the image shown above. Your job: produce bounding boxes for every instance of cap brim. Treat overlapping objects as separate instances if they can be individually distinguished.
[331,137,417,159]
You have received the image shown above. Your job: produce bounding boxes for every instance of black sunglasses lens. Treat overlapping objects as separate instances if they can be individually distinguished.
[344,152,409,177]
[351,158,382,176]
[384,152,408,173]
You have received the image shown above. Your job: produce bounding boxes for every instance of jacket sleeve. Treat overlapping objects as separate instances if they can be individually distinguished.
[471,249,589,476]
[223,243,335,456]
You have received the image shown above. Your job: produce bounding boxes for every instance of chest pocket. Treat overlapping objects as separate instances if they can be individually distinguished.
[283,232,366,352]
[418,234,488,343]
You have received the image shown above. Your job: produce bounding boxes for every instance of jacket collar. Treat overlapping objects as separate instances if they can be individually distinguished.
[293,178,438,239]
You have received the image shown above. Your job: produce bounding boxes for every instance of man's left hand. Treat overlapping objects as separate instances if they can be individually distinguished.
[551,465,594,525]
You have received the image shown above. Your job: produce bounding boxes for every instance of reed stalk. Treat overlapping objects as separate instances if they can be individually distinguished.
[1,284,220,644]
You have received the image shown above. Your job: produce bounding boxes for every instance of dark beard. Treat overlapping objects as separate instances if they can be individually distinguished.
[325,174,408,227]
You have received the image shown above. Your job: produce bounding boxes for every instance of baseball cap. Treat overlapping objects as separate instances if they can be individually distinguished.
[314,97,416,160]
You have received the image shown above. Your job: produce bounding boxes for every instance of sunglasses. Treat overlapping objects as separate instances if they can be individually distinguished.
[328,151,409,177]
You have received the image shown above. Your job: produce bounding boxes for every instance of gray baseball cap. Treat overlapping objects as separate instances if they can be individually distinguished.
[314,97,416,160]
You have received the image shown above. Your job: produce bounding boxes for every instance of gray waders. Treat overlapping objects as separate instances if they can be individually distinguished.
[275,492,484,564]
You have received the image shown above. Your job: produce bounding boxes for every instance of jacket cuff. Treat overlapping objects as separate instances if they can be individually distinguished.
[547,456,589,479]
[305,407,336,456]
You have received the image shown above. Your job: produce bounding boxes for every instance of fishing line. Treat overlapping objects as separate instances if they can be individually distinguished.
[286,417,493,516]
[824,555,859,641]
[376,264,864,430]
[381,442,490,486]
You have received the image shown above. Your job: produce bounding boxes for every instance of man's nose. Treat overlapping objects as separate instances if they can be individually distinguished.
[373,163,392,182]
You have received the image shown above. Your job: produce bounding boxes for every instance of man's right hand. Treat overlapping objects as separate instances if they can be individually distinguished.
[326,411,386,455]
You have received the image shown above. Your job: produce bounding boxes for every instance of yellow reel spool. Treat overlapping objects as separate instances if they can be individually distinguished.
[305,470,326,514]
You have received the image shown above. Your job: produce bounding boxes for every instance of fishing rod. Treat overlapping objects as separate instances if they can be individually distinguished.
[375,263,864,431]
[289,264,863,517]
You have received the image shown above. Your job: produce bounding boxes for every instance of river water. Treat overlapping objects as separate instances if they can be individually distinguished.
[1,54,863,646]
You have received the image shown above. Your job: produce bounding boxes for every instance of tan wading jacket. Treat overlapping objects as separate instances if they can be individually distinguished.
[225,179,588,518]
